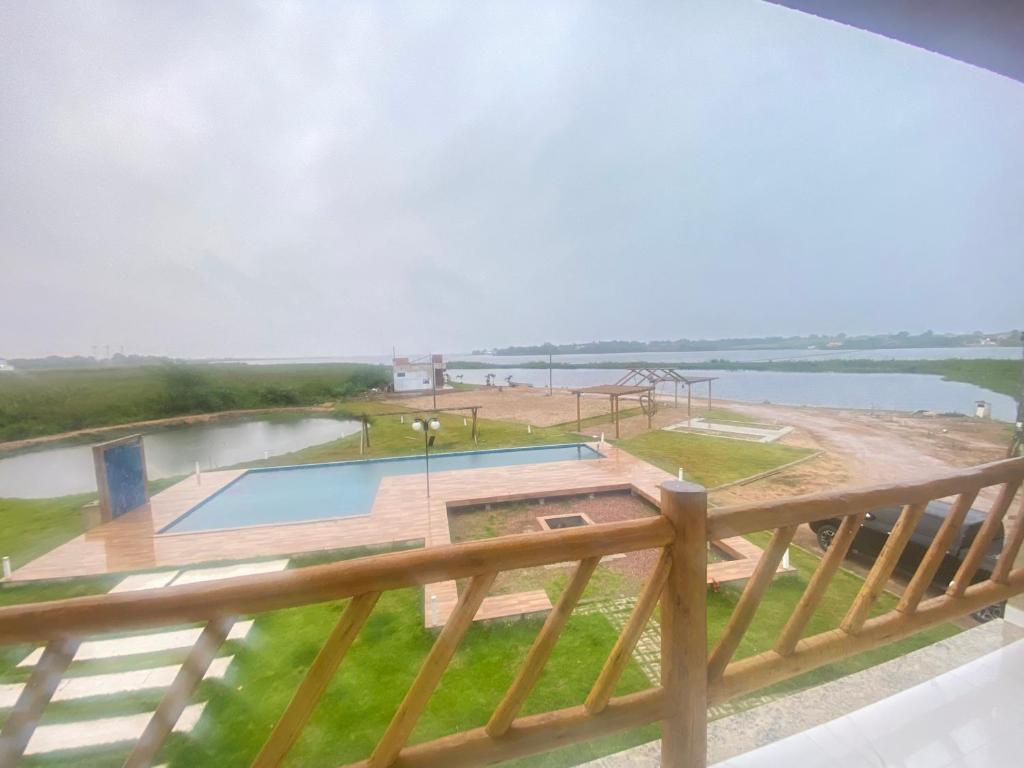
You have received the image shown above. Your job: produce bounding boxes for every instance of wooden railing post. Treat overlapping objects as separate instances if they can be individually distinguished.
[660,480,707,768]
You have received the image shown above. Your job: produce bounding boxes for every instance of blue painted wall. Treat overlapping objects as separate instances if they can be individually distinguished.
[103,442,147,518]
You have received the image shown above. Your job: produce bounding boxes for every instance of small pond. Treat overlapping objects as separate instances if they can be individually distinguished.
[0,416,361,499]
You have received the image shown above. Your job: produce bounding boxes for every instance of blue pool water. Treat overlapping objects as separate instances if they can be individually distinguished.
[163,444,602,533]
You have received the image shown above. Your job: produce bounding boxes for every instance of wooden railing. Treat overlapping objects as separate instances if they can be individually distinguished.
[0,456,1022,767]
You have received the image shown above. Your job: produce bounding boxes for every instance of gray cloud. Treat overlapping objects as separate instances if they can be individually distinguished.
[1,0,1022,358]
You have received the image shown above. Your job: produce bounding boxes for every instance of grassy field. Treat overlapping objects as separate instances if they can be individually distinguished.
[255,403,586,466]
[616,430,813,488]
[0,363,390,442]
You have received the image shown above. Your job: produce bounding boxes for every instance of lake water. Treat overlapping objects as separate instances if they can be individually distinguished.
[224,346,1021,366]
[0,416,360,499]
[452,367,1018,422]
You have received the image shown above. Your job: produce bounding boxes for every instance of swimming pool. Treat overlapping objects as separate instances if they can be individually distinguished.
[162,444,603,533]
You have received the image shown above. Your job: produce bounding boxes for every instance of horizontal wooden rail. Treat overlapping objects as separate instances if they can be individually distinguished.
[709,456,1024,539]
[348,688,666,768]
[0,516,673,644]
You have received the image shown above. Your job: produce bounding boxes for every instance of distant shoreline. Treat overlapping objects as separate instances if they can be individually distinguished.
[447,358,1020,399]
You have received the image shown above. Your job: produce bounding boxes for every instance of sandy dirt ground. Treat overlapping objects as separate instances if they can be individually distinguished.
[394,386,647,427]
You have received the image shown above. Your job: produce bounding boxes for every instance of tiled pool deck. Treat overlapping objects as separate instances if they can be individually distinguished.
[12,444,785,626]
[12,444,668,582]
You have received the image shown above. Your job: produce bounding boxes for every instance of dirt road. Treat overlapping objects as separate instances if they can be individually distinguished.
[722,402,1011,510]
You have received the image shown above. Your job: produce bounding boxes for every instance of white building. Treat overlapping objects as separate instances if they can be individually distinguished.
[0,359,14,373]
[392,354,444,393]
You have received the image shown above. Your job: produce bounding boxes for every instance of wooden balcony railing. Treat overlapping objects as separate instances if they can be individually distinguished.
[0,456,1023,768]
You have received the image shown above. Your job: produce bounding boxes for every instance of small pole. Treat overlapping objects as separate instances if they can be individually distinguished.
[548,352,553,396]
[430,594,438,627]
[400,415,404,424]
[528,424,532,434]
[678,467,684,481]
[422,426,432,497]
[263,450,269,460]
[2,557,11,580]
[463,417,467,426]
[195,461,201,485]
[600,432,605,446]
[782,547,791,570]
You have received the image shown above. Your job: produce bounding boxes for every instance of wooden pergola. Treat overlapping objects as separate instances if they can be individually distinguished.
[357,405,482,453]
[569,384,655,438]
[613,368,717,423]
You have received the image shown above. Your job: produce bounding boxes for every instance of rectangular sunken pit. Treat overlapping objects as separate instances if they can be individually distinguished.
[537,512,595,531]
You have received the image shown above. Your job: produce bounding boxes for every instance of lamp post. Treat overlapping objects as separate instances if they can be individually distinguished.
[411,416,441,496]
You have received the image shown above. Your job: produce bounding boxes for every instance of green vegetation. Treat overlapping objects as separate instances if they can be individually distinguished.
[0,364,390,441]
[0,494,93,570]
[260,403,585,466]
[616,430,812,488]
[552,407,643,430]
[0,477,181,570]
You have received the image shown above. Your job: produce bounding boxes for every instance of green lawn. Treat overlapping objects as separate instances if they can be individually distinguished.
[0,477,183,571]
[250,404,586,467]
[551,407,644,430]
[0,494,93,570]
[616,430,813,488]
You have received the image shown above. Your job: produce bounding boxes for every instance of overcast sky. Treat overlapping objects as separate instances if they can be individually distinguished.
[1,1,1022,359]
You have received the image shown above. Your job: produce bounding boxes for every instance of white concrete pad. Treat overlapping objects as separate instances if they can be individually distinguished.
[663,418,792,443]
[109,571,180,593]
[24,702,206,755]
[0,657,234,708]
[169,559,289,586]
[19,621,253,667]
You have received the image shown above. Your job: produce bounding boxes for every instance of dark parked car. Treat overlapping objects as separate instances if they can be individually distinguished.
[810,500,1005,621]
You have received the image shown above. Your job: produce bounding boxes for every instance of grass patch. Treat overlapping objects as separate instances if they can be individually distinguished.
[551,407,644,430]
[616,430,812,488]
[0,494,93,570]
[0,477,183,570]
[252,406,585,466]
